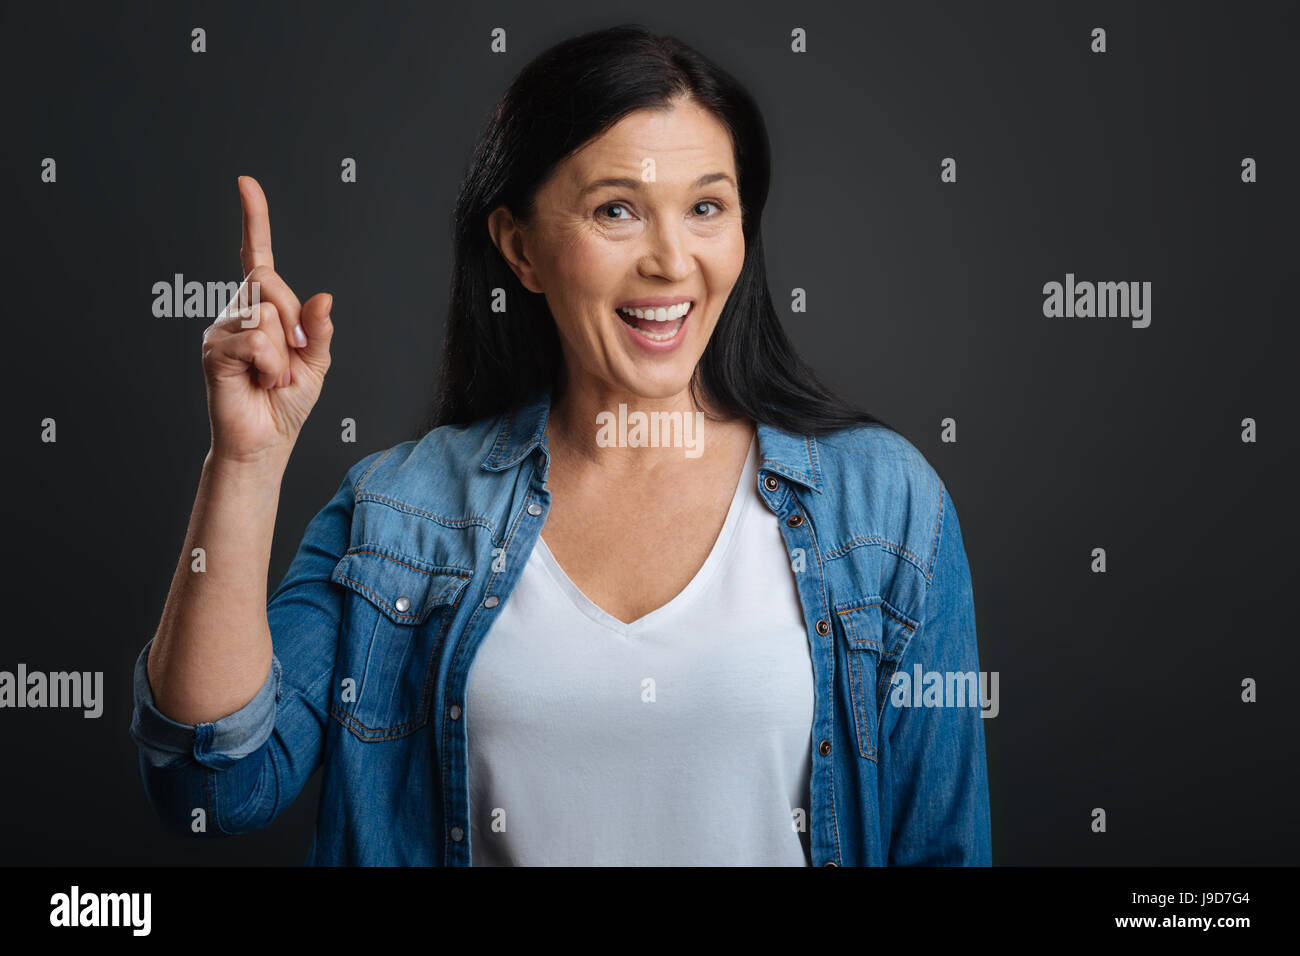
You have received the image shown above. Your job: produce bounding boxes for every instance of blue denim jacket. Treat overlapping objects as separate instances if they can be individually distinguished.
[130,388,992,865]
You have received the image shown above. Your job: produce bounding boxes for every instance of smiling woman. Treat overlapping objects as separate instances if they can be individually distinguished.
[129,22,992,867]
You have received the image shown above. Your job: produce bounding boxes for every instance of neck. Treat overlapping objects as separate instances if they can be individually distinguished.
[545,375,728,472]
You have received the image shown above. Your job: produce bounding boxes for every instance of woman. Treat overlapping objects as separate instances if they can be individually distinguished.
[130,24,991,866]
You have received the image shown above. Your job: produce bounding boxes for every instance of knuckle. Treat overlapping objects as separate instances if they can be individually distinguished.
[246,328,271,354]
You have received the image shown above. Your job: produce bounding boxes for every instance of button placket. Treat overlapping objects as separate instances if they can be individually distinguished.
[769,478,841,867]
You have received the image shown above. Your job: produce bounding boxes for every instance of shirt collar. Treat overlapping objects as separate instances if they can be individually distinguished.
[480,385,823,492]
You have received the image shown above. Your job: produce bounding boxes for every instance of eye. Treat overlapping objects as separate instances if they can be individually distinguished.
[692,200,725,217]
[597,202,633,221]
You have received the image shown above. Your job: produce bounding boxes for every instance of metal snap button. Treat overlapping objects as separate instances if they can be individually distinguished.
[484,595,499,609]
[823,860,839,867]
[394,596,411,613]
[448,704,462,720]
[527,503,543,516]
[786,513,804,527]
[763,475,779,492]
[819,739,832,756]
[816,619,830,636]
[450,826,464,842]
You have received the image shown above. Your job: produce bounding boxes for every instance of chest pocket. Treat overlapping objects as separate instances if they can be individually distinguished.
[834,596,919,761]
[330,546,473,740]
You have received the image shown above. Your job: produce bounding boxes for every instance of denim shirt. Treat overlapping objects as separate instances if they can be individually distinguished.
[130,388,992,866]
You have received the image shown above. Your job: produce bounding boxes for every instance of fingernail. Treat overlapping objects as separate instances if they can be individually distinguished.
[280,368,290,387]
[291,325,307,347]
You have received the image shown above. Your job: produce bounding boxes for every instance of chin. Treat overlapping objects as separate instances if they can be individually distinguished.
[611,366,697,401]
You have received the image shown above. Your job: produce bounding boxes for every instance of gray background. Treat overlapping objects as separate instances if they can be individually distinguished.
[2,0,1295,865]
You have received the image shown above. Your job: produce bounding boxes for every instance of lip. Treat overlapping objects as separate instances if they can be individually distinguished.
[616,301,692,354]
[615,296,695,310]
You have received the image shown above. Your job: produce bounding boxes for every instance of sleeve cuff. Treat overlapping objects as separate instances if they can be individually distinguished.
[129,638,280,770]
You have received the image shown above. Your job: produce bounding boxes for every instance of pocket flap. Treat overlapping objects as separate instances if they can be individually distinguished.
[835,595,919,660]
[331,547,472,625]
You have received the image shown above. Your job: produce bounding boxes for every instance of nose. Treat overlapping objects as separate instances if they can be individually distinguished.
[638,219,692,281]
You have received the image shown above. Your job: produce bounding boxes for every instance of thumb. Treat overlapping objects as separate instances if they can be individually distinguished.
[297,292,334,373]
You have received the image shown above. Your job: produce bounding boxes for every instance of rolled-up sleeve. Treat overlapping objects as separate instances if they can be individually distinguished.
[130,640,280,770]
[127,450,383,837]
[886,485,993,865]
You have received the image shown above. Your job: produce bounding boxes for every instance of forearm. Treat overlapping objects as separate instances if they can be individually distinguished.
[147,448,288,725]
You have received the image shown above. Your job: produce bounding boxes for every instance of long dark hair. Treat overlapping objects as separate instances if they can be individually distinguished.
[423,23,891,437]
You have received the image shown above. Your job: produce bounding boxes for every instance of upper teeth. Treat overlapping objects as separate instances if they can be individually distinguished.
[618,302,691,321]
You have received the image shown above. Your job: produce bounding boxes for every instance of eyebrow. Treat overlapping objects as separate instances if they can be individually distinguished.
[577,171,736,199]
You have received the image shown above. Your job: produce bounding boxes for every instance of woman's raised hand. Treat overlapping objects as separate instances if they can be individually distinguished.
[201,176,335,467]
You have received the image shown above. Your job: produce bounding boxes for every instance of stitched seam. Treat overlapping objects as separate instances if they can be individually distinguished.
[355,494,501,540]
[823,536,931,578]
[836,602,916,633]
[330,704,423,740]
[486,414,512,467]
[805,435,821,485]
[758,453,817,488]
[876,659,900,727]
[849,647,878,760]
[328,588,468,740]
[839,609,880,761]
[347,550,472,578]
[827,641,842,864]
[330,591,460,741]
[204,766,214,834]
[336,574,428,623]
[925,483,947,584]
[355,446,396,494]
[415,590,460,744]
[881,597,919,634]
[441,471,533,862]
[837,604,883,650]
[792,490,840,865]
[873,606,915,723]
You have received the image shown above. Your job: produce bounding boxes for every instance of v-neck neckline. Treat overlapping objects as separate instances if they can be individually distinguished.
[534,435,757,635]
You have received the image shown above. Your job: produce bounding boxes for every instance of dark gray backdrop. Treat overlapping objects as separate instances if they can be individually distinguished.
[2,0,1295,865]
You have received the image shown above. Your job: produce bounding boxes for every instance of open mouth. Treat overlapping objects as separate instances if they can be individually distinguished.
[615,301,692,342]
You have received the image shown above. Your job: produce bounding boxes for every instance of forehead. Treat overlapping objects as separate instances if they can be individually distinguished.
[558,101,736,186]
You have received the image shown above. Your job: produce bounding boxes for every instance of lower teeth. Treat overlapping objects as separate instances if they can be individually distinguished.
[621,313,686,341]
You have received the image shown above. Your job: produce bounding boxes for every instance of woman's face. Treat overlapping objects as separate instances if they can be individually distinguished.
[489,97,746,403]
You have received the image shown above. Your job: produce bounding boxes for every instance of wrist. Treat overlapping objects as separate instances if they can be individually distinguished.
[203,446,290,486]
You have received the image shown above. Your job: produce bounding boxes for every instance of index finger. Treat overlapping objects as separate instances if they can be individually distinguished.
[238,175,274,275]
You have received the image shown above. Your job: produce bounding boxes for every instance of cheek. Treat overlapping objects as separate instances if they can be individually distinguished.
[703,238,746,310]
[725,231,746,276]
[553,237,624,307]
[547,268,619,350]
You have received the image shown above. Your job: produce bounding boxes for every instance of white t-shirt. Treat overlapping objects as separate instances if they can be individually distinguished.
[466,436,815,865]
